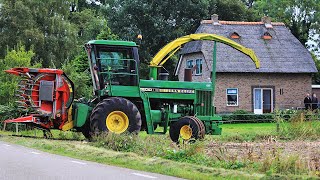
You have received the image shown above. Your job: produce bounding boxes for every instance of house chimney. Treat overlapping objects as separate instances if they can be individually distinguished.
[211,14,220,25]
[261,16,273,28]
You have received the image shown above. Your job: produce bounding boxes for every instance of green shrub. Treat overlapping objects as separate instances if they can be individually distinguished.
[221,109,274,122]
[260,149,307,175]
[278,109,297,121]
[0,105,24,131]
[278,111,320,140]
[92,133,139,152]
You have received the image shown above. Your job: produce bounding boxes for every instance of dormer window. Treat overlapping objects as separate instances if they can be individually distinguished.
[262,32,272,40]
[230,32,240,39]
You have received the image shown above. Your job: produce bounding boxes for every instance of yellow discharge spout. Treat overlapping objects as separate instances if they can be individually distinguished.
[150,33,260,69]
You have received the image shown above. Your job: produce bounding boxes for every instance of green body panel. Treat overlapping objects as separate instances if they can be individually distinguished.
[196,90,214,116]
[212,41,217,106]
[139,91,154,134]
[149,67,158,80]
[197,115,222,121]
[73,103,92,127]
[140,80,212,99]
[87,40,137,47]
[150,110,162,123]
[143,92,195,100]
[140,79,212,90]
[108,86,140,97]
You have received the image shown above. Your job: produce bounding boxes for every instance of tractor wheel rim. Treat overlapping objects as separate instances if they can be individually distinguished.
[106,111,129,134]
[180,125,192,140]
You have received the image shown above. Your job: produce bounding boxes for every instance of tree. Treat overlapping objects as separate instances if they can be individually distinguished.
[103,0,257,79]
[0,0,78,67]
[69,8,112,44]
[209,0,259,21]
[62,52,93,99]
[252,0,320,46]
[311,53,320,84]
[0,0,118,68]
[0,44,37,105]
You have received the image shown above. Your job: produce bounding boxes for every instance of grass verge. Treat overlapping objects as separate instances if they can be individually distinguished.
[1,121,319,179]
[0,134,264,180]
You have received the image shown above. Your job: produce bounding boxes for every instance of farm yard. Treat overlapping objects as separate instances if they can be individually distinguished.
[1,111,320,179]
[0,0,319,179]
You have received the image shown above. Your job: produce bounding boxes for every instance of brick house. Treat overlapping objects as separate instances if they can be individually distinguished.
[175,15,317,114]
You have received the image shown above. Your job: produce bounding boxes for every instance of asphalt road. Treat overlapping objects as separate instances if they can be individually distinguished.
[0,141,183,180]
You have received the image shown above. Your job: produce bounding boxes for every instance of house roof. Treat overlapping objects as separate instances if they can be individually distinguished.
[179,18,317,73]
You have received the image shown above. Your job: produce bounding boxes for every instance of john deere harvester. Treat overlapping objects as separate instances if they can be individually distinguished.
[3,34,260,142]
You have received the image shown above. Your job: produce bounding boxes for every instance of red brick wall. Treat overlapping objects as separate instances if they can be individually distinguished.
[215,73,312,113]
[312,88,320,97]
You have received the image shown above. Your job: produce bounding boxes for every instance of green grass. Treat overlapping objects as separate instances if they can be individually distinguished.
[221,123,276,134]
[210,123,277,142]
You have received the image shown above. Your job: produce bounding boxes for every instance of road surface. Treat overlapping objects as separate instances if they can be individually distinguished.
[0,141,183,180]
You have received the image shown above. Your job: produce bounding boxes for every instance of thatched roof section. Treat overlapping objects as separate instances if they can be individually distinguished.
[180,18,317,73]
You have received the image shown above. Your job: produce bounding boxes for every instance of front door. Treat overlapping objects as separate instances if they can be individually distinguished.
[263,89,272,113]
[253,88,273,114]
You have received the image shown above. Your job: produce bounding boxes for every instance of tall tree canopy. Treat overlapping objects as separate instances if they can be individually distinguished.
[103,0,257,77]
[0,0,77,67]
[0,0,319,90]
[0,0,113,67]
[252,0,320,50]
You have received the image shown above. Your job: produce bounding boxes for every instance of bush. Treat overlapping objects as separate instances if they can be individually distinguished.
[92,133,139,152]
[0,105,24,131]
[276,109,298,121]
[62,52,92,99]
[221,109,274,123]
[260,149,307,175]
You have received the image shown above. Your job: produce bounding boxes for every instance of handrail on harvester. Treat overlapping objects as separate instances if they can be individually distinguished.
[149,33,260,80]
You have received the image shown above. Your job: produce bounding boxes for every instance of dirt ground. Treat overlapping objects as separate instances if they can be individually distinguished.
[206,139,320,171]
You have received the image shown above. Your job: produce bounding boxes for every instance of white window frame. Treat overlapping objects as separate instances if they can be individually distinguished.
[226,88,239,106]
[195,59,202,75]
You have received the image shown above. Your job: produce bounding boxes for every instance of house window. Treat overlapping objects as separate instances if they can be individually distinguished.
[226,88,238,106]
[195,59,202,75]
[186,60,193,69]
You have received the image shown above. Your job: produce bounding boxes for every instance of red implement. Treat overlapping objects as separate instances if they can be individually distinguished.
[3,68,74,130]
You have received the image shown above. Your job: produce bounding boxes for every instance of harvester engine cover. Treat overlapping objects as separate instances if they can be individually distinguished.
[4,68,74,130]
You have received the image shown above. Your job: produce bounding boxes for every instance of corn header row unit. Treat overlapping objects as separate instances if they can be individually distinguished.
[3,34,260,142]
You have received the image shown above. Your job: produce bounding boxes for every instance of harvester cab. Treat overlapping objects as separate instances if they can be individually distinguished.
[3,33,260,142]
[85,40,140,95]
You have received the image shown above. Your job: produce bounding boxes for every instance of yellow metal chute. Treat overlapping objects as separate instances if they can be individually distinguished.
[150,33,260,69]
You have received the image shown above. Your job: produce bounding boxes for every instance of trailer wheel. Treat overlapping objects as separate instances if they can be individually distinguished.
[90,97,141,135]
[188,116,205,139]
[169,116,202,143]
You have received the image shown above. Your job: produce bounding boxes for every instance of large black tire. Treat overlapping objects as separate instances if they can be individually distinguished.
[169,116,202,143]
[90,97,142,135]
